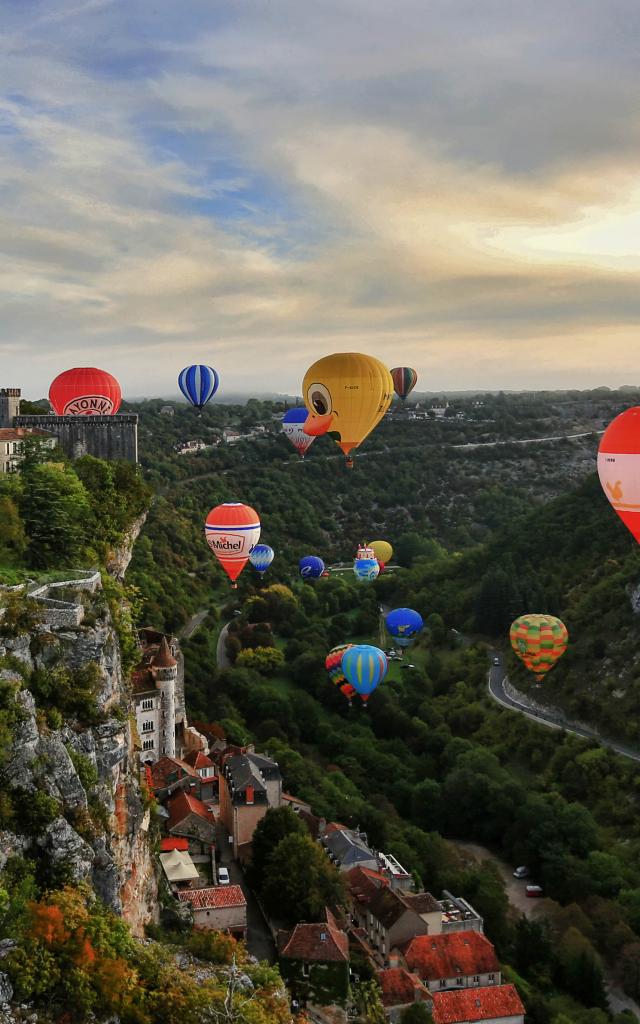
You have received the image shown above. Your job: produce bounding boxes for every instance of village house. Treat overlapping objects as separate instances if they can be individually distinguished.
[377,967,432,1023]
[182,750,217,801]
[322,825,379,873]
[278,913,350,1009]
[218,750,282,862]
[178,885,247,939]
[398,931,501,992]
[430,984,525,1024]
[166,789,217,861]
[349,880,442,962]
[0,426,55,473]
[149,755,202,801]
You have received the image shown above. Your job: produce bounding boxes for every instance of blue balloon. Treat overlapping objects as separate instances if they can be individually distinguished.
[178,364,220,412]
[282,408,308,425]
[353,558,380,583]
[249,544,274,577]
[299,555,325,580]
[385,608,424,648]
[341,645,388,696]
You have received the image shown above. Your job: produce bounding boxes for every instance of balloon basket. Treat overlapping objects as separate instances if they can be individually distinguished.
[346,457,354,469]
[231,583,238,590]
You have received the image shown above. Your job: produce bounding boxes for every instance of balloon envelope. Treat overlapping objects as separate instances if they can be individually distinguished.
[302,352,393,459]
[598,407,640,543]
[326,643,356,700]
[282,408,316,458]
[205,502,260,583]
[179,365,219,411]
[249,544,274,576]
[299,555,325,580]
[49,367,122,416]
[509,614,568,677]
[391,367,418,402]
[386,608,424,648]
[341,645,388,695]
[370,540,393,563]
[353,558,380,582]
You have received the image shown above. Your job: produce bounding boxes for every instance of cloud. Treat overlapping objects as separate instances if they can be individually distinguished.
[1,0,640,395]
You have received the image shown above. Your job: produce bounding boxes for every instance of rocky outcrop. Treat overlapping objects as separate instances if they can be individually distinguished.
[106,513,147,581]
[37,818,94,883]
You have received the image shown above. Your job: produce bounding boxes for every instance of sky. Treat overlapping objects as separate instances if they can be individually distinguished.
[2,0,640,398]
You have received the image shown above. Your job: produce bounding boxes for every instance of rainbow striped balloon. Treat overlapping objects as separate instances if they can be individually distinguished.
[341,645,388,697]
[390,367,418,402]
[509,614,568,678]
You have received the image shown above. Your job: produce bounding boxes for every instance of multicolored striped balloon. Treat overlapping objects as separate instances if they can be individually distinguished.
[179,364,220,412]
[341,645,388,697]
[509,614,568,678]
[390,367,418,402]
[325,643,356,701]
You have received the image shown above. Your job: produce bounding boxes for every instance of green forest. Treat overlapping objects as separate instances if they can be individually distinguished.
[124,391,640,1024]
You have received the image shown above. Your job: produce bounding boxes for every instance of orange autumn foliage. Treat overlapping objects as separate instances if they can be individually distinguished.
[28,903,69,946]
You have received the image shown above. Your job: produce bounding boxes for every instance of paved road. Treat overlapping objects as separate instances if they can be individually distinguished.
[216,621,231,669]
[180,607,209,640]
[215,821,276,964]
[488,652,640,763]
[455,840,639,1019]
[452,430,603,450]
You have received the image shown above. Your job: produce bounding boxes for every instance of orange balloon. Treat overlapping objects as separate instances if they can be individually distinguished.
[598,407,640,543]
[204,502,260,585]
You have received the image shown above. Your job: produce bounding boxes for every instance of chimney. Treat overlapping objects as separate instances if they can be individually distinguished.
[246,785,254,805]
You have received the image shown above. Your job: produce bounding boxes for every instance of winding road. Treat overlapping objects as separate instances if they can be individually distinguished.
[488,652,640,763]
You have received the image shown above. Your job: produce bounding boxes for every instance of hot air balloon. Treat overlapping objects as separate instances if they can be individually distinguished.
[299,555,325,580]
[341,645,388,700]
[356,545,376,560]
[49,367,122,416]
[353,558,380,582]
[302,352,393,467]
[386,608,424,649]
[391,367,418,402]
[178,365,219,413]
[205,502,260,588]
[598,407,640,543]
[249,544,274,578]
[369,540,393,564]
[509,614,568,678]
[282,408,316,459]
[326,644,356,703]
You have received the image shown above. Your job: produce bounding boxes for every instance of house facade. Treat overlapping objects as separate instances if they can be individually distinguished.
[279,920,350,1008]
[350,884,442,962]
[0,427,55,473]
[218,751,282,861]
[178,885,247,938]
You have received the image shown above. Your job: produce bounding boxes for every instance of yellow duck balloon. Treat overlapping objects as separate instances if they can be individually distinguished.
[302,353,393,466]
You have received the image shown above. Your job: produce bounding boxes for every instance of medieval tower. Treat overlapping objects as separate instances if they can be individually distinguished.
[153,636,177,759]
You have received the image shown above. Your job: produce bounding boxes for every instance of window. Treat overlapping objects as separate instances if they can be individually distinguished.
[439,981,446,989]
[142,721,154,733]
[488,974,495,982]
[473,976,480,983]
[456,978,463,986]
[302,964,310,977]
[143,739,154,751]
[141,699,153,711]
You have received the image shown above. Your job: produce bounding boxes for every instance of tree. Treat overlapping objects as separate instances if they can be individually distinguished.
[400,1004,432,1024]
[0,496,26,558]
[248,807,306,890]
[235,646,285,675]
[261,833,345,925]
[20,463,91,567]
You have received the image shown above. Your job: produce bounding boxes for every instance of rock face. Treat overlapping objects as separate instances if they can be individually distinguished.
[0,575,158,936]
[106,513,147,581]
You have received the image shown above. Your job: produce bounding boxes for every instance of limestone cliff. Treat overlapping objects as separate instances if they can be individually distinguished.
[0,569,158,937]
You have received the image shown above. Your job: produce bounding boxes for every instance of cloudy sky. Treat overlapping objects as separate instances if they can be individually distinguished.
[2,0,640,397]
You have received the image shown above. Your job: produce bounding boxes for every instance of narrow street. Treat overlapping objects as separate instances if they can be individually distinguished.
[180,607,209,640]
[215,821,277,964]
[216,621,231,668]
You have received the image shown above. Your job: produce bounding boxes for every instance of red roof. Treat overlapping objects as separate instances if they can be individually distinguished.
[431,985,525,1024]
[346,865,389,904]
[403,932,500,983]
[151,756,199,790]
[178,885,246,910]
[152,636,177,668]
[378,968,432,1009]
[280,923,349,963]
[0,428,50,440]
[183,750,215,771]
[160,837,189,851]
[167,789,215,829]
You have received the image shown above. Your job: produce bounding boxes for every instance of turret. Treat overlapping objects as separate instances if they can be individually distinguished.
[152,636,177,758]
[0,389,21,428]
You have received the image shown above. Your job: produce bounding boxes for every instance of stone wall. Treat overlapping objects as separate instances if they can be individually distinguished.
[15,414,138,463]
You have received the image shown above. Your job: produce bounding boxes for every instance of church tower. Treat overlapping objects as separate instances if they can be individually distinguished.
[0,389,21,428]
[152,636,177,758]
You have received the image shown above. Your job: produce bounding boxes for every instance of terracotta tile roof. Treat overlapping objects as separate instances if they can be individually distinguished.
[151,756,199,790]
[367,887,410,929]
[346,865,389,904]
[178,885,246,910]
[403,892,442,916]
[378,968,432,1008]
[0,427,50,440]
[280,923,349,963]
[167,789,215,829]
[160,837,189,851]
[431,985,525,1024]
[403,932,499,983]
[183,750,215,771]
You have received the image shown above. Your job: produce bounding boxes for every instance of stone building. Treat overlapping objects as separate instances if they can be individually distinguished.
[15,413,138,463]
[218,751,282,862]
[0,427,56,473]
[178,885,247,937]
[278,914,350,1009]
[0,389,21,428]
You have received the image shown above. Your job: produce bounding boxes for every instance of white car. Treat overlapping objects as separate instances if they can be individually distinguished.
[217,867,230,886]
[493,657,500,666]
[513,866,529,879]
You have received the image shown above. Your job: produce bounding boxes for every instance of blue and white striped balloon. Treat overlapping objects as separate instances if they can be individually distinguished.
[249,544,274,577]
[178,365,220,412]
